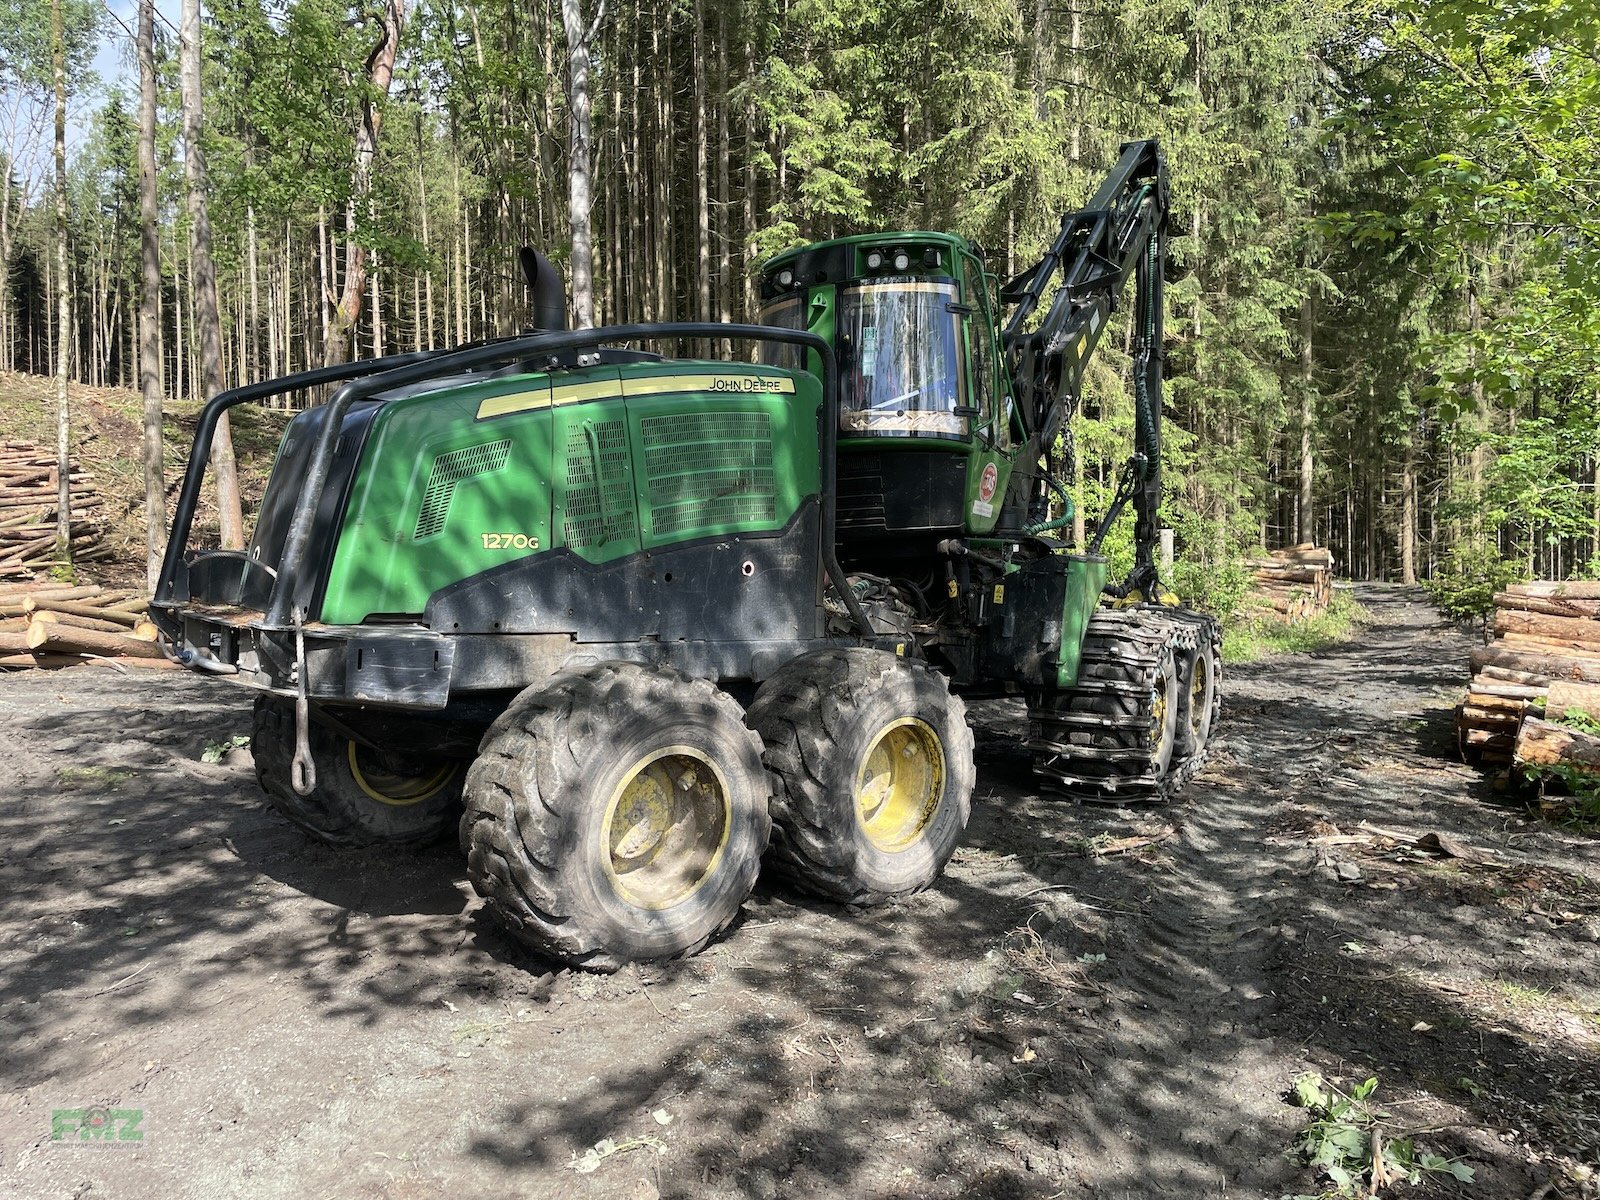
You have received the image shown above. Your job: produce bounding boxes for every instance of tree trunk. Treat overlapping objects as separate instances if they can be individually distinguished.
[25,621,165,660]
[1505,581,1600,599]
[246,202,261,381]
[692,0,710,330]
[561,0,598,328]
[1471,644,1600,684]
[323,0,407,365]
[181,0,243,549]
[1399,438,1416,585]
[0,153,13,373]
[416,114,435,347]
[51,0,71,565]
[714,12,731,338]
[1297,289,1314,544]
[138,0,165,589]
[1492,591,1600,618]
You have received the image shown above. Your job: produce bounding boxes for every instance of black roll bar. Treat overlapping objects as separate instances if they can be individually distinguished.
[155,323,870,639]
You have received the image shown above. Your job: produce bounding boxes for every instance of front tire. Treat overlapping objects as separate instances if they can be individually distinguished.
[460,663,771,972]
[747,649,975,906]
[252,696,464,847]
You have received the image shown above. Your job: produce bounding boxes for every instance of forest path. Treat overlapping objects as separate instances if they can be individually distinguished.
[1,585,1595,1199]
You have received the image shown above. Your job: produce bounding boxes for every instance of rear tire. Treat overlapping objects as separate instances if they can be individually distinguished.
[460,663,771,972]
[1173,612,1222,763]
[252,696,464,847]
[747,649,975,906]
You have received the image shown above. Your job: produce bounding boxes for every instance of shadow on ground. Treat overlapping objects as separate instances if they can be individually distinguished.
[0,584,1595,1199]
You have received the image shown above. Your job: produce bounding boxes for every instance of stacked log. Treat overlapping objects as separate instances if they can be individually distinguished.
[0,583,170,671]
[1455,582,1600,765]
[0,442,110,578]
[1245,544,1334,623]
[1516,715,1600,771]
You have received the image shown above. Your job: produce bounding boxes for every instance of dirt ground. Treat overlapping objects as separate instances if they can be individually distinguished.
[2,585,1596,1199]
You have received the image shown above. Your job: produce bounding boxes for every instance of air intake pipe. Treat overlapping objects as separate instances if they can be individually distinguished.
[518,247,569,332]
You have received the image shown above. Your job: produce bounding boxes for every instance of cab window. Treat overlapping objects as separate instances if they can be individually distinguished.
[756,293,806,372]
[837,279,967,438]
[963,255,1013,449]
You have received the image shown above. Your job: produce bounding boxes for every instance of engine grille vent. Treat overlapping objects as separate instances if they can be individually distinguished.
[640,412,776,538]
[413,440,512,540]
[563,420,637,549]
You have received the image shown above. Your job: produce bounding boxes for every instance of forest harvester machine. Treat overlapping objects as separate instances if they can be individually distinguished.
[152,140,1219,971]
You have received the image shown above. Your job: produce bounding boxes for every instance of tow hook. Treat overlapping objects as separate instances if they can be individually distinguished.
[290,609,317,796]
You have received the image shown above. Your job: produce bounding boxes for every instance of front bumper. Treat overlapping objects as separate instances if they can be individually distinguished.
[160,604,456,709]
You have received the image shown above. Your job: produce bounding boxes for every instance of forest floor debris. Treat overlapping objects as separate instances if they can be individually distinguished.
[0,585,1596,1199]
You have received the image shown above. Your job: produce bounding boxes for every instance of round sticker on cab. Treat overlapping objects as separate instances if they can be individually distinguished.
[972,462,999,520]
[978,462,998,503]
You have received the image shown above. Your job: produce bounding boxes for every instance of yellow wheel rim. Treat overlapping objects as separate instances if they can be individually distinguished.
[854,717,945,854]
[1150,665,1175,757]
[1189,654,1210,736]
[347,742,459,807]
[601,746,731,910]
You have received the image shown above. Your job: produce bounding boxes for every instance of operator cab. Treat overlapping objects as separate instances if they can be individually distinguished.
[758,233,1015,564]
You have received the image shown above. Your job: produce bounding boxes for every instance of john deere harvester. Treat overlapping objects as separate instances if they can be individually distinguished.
[152,140,1219,971]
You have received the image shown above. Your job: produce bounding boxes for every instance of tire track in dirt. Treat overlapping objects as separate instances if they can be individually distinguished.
[1043,777,1305,1194]
[974,588,1468,1195]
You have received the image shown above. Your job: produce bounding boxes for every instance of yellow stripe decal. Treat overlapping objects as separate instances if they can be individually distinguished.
[477,373,795,420]
[550,378,628,405]
[475,389,553,420]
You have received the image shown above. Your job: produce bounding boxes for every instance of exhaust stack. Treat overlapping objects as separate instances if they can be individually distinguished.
[519,247,569,332]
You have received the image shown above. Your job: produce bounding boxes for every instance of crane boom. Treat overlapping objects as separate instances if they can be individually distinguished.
[1000,139,1170,592]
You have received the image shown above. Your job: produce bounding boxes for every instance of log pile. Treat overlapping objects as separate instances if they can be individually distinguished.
[0,442,110,578]
[1245,544,1334,623]
[1455,581,1600,768]
[0,583,171,671]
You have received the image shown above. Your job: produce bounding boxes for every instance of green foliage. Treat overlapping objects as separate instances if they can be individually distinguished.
[1223,590,1365,664]
[1421,543,1527,623]
[1523,763,1600,826]
[1557,707,1600,738]
[1169,558,1254,625]
[201,735,252,764]
[0,0,99,97]
[1287,1072,1475,1197]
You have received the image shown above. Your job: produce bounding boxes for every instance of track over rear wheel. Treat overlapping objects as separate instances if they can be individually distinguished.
[747,648,975,905]
[1028,607,1211,802]
[252,696,465,847]
[1171,610,1222,772]
[460,663,771,972]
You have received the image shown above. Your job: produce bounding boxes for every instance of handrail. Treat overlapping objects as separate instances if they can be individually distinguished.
[156,323,868,640]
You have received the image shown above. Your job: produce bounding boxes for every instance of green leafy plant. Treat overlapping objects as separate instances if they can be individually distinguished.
[1170,557,1255,626]
[1556,706,1600,738]
[1420,542,1527,626]
[1522,706,1600,825]
[1287,1073,1474,1196]
[1522,761,1600,826]
[201,735,252,764]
